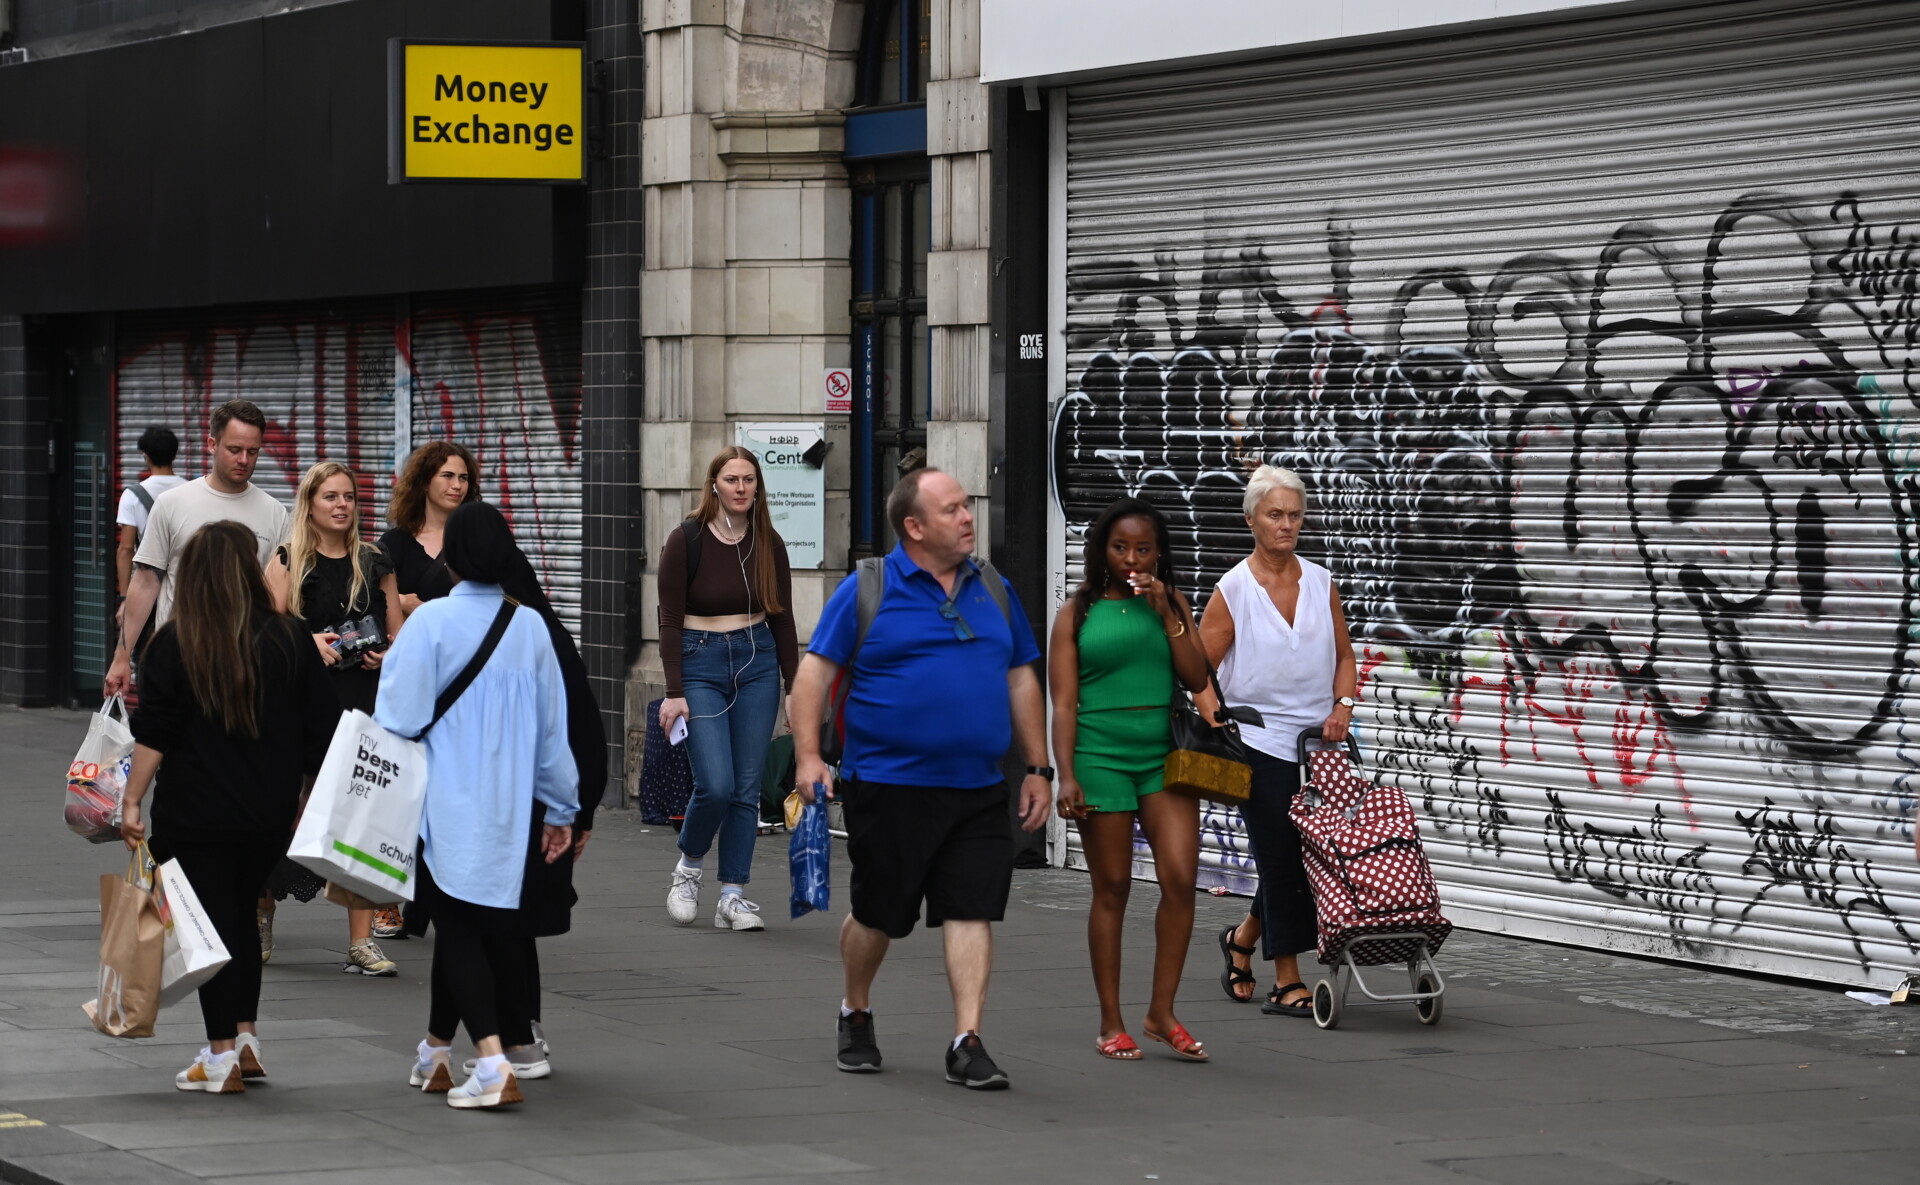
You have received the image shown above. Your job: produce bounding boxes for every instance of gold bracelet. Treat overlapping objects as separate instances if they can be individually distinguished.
[1164,620,1187,638]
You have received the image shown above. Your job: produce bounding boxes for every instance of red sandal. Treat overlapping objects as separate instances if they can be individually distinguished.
[1095,1032,1141,1059]
[1142,1021,1209,1062]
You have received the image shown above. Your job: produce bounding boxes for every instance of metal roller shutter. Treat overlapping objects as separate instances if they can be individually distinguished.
[115,303,398,537]
[1053,0,1920,986]
[407,287,582,633]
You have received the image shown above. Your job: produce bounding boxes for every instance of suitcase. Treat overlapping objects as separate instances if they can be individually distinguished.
[638,697,695,826]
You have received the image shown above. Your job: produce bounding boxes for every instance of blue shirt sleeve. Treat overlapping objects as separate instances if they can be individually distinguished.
[530,620,581,826]
[808,571,861,665]
[1002,579,1042,668]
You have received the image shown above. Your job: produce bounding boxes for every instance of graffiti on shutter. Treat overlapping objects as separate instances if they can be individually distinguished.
[407,288,582,633]
[115,306,397,538]
[1055,194,1920,985]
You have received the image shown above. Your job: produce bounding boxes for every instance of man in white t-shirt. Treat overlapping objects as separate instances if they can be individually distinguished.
[103,399,292,697]
[115,426,187,600]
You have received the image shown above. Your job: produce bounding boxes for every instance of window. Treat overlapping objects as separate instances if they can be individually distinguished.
[846,0,931,555]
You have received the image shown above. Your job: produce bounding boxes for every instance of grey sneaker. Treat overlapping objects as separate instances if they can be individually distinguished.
[345,939,397,976]
[836,1009,882,1073]
[945,1033,1009,1090]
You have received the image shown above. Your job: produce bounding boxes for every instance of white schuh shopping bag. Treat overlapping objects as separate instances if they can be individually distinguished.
[289,710,428,903]
[155,859,231,1007]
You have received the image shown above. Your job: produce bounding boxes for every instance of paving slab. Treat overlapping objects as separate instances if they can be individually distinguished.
[3,705,1920,1184]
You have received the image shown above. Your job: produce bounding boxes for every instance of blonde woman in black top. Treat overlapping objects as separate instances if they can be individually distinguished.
[120,521,338,1093]
[263,461,406,975]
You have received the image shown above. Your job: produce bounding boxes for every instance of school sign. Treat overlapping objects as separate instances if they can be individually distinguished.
[388,41,585,183]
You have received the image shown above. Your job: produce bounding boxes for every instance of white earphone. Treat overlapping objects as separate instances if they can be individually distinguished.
[686,475,762,725]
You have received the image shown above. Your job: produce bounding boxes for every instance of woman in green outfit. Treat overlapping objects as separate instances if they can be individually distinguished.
[1048,498,1211,1061]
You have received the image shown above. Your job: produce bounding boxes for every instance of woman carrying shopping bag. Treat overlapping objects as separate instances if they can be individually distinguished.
[118,520,340,1094]
[1048,498,1213,1061]
[375,502,578,1110]
[262,461,409,975]
[655,445,800,931]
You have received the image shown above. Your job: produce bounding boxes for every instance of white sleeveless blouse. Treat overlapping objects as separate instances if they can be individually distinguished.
[1213,555,1336,762]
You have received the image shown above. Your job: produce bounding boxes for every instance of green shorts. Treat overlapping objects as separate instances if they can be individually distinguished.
[1074,708,1171,813]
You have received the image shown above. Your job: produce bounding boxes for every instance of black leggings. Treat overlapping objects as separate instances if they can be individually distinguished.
[153,837,283,1042]
[1237,752,1318,960]
[423,873,537,1047]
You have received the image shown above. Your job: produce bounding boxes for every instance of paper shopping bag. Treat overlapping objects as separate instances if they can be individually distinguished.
[155,859,230,1008]
[83,848,164,1038]
[65,698,133,843]
[288,710,427,903]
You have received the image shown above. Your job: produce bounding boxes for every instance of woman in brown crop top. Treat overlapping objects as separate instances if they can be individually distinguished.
[656,446,798,932]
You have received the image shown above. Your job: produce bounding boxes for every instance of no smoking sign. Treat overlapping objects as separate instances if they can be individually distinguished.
[824,367,852,414]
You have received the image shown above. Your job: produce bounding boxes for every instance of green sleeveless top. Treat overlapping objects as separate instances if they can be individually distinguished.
[1076,597,1175,713]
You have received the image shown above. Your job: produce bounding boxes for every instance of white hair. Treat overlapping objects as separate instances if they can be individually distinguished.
[1243,464,1307,518]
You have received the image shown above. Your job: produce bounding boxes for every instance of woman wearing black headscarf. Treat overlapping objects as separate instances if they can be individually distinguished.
[375,502,579,1110]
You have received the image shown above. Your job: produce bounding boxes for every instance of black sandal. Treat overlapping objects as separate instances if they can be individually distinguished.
[1218,924,1258,1003]
[1263,981,1313,1017]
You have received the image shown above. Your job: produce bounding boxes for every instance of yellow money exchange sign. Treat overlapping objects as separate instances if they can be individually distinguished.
[388,41,585,183]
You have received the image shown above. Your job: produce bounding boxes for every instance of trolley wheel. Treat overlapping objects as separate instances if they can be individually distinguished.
[1414,973,1442,1026]
[1312,978,1342,1029]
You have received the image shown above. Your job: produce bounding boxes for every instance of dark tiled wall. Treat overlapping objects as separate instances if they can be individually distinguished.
[580,0,643,802]
[0,317,51,705]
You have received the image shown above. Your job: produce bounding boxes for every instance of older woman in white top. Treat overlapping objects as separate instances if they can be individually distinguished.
[1198,465,1358,1017]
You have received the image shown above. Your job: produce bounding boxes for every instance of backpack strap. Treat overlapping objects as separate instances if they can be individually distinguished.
[128,483,154,513]
[411,599,516,742]
[847,556,886,672]
[972,557,1014,629]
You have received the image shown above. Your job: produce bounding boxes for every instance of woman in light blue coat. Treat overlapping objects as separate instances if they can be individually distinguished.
[376,501,578,1111]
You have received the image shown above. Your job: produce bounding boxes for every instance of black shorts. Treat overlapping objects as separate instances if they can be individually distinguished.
[840,779,1014,939]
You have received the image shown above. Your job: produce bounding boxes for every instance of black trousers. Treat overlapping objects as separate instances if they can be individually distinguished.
[153,837,283,1042]
[1237,751,1318,960]
[423,869,537,1047]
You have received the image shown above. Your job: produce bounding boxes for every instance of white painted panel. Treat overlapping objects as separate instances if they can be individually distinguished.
[981,0,1632,84]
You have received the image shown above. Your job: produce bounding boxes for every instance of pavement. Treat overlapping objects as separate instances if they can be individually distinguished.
[3,704,1919,1185]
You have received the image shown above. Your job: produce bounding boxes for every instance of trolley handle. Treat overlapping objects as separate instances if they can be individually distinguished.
[1296,725,1362,769]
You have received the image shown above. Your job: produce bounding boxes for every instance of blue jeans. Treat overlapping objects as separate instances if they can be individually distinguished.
[677,623,781,885]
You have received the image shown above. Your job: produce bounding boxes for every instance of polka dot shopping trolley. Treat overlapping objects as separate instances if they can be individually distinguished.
[1290,728,1453,1029]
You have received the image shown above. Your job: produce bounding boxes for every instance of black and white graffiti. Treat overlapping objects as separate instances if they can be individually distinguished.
[1055,192,1920,979]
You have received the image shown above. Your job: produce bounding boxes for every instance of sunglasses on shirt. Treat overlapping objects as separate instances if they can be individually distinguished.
[938,599,975,641]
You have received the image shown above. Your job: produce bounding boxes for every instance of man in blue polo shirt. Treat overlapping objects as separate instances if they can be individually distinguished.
[792,468,1051,1091]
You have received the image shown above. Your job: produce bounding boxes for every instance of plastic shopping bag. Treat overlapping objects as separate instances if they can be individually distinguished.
[288,709,427,903]
[786,789,831,919]
[155,859,230,1008]
[65,698,133,843]
[83,846,164,1038]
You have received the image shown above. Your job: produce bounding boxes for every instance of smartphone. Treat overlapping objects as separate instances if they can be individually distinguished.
[669,716,689,746]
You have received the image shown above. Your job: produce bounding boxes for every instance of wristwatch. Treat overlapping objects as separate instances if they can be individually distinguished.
[1026,765,1055,780]
[1335,696,1357,709]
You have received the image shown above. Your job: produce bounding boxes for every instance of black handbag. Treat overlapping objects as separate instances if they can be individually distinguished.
[1164,670,1265,805]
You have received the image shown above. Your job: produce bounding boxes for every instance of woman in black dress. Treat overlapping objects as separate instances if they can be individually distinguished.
[262,461,407,975]
[380,441,480,620]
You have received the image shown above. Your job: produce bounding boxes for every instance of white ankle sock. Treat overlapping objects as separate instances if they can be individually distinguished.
[475,1053,509,1081]
[951,1032,975,1051]
[720,884,744,899]
[840,1001,863,1018]
[417,1039,446,1065]
[677,855,703,873]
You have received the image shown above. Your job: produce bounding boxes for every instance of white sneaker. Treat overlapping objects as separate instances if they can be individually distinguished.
[235,1032,266,1080]
[462,1046,551,1080]
[666,863,702,925]
[530,1020,550,1057]
[410,1043,453,1093]
[175,1047,244,1093]
[446,1066,522,1109]
[714,894,765,931]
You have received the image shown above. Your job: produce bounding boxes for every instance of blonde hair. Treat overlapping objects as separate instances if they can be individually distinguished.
[286,461,373,621]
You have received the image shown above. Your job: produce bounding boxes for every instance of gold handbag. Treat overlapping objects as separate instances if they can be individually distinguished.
[1162,671,1262,806]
